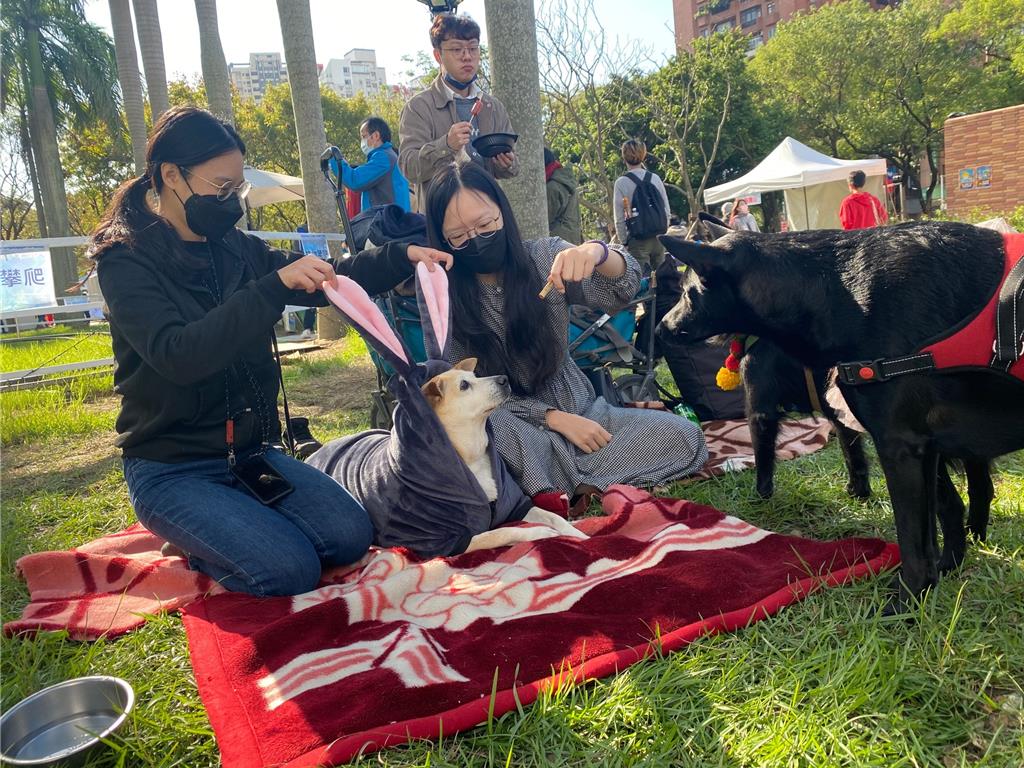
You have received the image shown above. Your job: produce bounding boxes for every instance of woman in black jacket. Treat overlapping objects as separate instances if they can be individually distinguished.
[91,106,450,596]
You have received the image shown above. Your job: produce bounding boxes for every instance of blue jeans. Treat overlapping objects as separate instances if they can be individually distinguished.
[122,448,373,596]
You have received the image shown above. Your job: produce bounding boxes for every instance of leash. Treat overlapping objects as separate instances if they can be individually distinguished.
[803,367,824,414]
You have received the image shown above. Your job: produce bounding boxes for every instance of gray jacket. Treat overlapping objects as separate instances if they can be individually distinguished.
[612,168,671,243]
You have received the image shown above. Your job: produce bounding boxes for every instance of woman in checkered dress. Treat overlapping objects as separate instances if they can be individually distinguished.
[425,163,708,496]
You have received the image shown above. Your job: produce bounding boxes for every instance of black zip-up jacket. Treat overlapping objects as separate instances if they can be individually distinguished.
[96,228,414,462]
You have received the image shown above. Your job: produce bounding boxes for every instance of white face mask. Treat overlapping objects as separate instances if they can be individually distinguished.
[360,138,371,156]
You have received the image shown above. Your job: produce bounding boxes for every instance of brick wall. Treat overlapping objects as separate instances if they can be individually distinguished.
[944,104,1024,217]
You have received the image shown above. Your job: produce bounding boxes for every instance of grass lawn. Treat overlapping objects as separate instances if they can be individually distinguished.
[2,329,1022,767]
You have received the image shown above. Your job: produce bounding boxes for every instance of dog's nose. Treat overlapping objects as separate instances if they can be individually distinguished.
[495,375,508,386]
[656,321,675,343]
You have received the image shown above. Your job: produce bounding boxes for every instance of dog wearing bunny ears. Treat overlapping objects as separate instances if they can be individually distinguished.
[305,262,586,558]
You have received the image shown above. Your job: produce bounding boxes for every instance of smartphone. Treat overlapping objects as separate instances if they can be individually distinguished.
[231,454,294,505]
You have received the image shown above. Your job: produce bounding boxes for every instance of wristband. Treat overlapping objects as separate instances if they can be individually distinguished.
[585,239,609,266]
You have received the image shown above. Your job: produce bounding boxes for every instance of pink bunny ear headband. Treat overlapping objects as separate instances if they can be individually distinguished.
[321,261,451,376]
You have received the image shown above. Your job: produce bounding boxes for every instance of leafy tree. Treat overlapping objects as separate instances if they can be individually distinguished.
[939,0,1024,79]
[0,0,122,291]
[0,117,39,239]
[537,0,648,238]
[641,31,766,219]
[751,0,1023,212]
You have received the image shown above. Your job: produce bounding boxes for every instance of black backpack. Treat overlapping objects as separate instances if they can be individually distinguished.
[625,171,668,241]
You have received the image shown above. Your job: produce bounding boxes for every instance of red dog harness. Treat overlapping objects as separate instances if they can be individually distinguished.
[838,233,1024,386]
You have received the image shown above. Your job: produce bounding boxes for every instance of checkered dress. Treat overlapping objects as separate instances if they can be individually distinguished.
[446,237,709,496]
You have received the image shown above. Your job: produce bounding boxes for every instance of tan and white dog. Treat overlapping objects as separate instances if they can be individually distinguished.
[422,358,588,551]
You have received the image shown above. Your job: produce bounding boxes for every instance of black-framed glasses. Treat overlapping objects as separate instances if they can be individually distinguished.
[446,214,502,250]
[185,169,253,201]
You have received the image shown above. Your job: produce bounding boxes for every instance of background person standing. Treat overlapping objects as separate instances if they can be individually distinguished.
[612,139,670,273]
[544,147,582,244]
[329,117,410,213]
[839,170,888,230]
[398,13,518,211]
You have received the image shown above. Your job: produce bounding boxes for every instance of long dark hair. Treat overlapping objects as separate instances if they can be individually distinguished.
[425,162,561,396]
[89,106,246,270]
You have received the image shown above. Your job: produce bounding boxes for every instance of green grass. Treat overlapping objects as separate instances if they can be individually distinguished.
[0,327,112,373]
[2,336,1022,767]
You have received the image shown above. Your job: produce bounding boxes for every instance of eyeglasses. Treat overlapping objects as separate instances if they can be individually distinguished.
[185,169,253,201]
[441,44,481,58]
[446,214,502,250]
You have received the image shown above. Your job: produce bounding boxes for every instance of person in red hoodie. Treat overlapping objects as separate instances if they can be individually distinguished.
[839,170,888,230]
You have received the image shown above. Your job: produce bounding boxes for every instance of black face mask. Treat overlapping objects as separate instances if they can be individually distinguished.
[456,228,508,274]
[176,176,243,240]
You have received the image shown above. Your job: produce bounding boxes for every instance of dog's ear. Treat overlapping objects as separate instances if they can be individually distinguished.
[697,211,733,241]
[658,235,735,272]
[421,377,444,402]
[453,357,478,373]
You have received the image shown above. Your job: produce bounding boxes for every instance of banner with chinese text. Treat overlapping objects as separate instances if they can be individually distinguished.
[0,249,56,313]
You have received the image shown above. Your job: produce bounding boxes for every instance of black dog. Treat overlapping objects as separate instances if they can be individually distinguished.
[656,221,870,501]
[658,221,1023,610]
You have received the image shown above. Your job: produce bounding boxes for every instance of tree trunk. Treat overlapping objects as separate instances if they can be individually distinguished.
[19,104,47,237]
[194,0,234,125]
[133,0,169,119]
[25,23,78,295]
[484,0,548,240]
[109,0,148,174]
[276,0,344,340]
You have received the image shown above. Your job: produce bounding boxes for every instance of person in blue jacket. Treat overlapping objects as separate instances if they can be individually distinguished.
[330,117,411,212]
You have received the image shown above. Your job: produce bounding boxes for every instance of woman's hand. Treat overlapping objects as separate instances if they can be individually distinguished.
[546,242,604,294]
[545,410,612,454]
[278,256,337,293]
[408,244,453,272]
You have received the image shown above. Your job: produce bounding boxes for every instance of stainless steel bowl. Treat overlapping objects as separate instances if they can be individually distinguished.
[0,676,134,766]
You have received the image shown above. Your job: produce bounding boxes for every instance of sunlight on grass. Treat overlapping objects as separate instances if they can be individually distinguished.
[1,376,116,446]
[0,329,113,373]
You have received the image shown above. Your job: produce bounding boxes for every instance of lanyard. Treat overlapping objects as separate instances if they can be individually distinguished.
[201,243,270,465]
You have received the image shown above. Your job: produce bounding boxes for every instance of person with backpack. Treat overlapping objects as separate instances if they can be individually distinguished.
[613,139,671,272]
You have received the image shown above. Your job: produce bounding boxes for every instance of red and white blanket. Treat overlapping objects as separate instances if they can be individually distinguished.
[183,485,897,768]
[3,417,834,641]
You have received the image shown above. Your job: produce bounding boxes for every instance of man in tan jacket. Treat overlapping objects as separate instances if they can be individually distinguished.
[399,13,518,211]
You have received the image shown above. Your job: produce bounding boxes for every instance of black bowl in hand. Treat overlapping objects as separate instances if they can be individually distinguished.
[471,132,518,158]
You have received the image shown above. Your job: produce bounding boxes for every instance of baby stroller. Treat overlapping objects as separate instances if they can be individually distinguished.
[367,290,429,429]
[568,276,668,405]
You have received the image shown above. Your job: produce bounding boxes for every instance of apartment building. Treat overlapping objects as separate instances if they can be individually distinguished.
[672,0,894,53]
[228,52,288,104]
[320,49,388,99]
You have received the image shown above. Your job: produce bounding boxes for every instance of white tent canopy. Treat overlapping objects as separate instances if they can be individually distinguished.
[243,166,305,208]
[703,137,887,230]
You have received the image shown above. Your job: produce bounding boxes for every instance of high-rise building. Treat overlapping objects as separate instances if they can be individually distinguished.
[320,49,388,99]
[672,0,895,53]
[229,52,288,104]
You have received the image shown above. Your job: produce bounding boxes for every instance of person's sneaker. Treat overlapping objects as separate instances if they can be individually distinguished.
[299,329,314,340]
[285,417,322,460]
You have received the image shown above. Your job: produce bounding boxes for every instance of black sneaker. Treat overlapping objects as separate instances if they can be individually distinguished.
[285,417,322,460]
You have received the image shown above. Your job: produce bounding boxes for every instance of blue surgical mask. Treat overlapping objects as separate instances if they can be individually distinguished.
[360,138,371,156]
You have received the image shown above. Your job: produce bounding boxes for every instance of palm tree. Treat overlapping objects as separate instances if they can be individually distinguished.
[194,0,233,124]
[109,0,147,173]
[275,0,343,339]
[0,0,122,294]
[132,0,168,118]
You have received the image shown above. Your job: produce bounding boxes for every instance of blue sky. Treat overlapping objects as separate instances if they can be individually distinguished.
[84,0,677,87]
